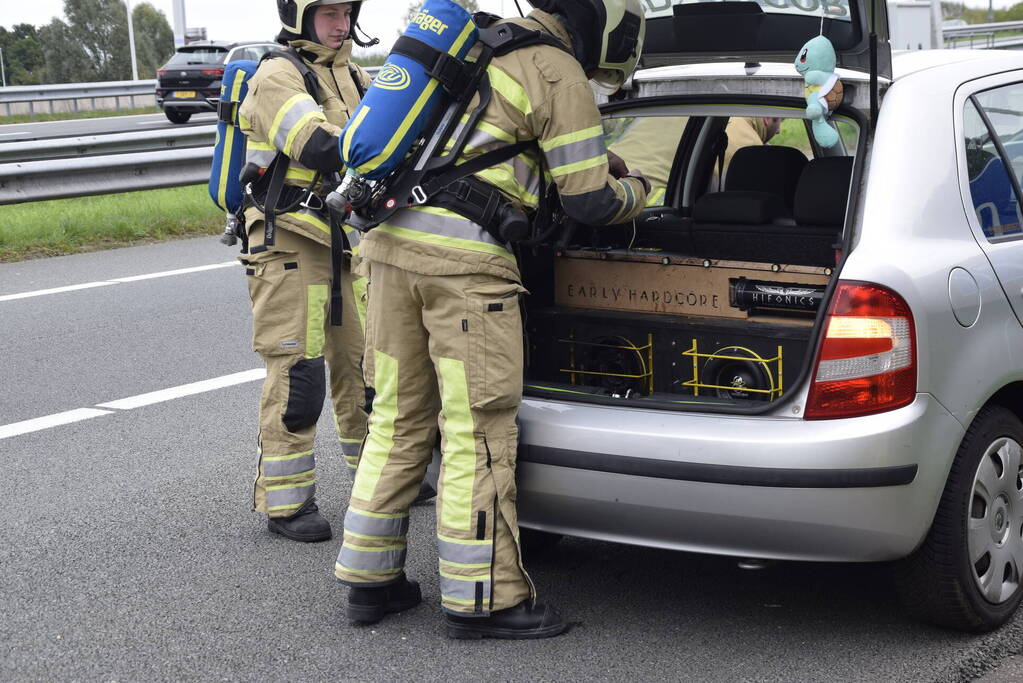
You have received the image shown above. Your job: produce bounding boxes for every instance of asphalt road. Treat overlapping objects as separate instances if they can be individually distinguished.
[0,112,217,143]
[2,237,1023,682]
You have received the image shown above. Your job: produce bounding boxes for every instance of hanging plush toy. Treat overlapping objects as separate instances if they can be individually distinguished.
[795,35,844,148]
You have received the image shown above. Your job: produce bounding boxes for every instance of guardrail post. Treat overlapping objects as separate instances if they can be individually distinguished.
[28,100,34,120]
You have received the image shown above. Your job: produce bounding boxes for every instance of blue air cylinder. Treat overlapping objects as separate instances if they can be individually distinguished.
[339,0,479,180]
[209,59,259,213]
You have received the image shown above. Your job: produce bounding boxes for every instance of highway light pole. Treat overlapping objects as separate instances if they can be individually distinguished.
[0,47,6,88]
[126,0,139,81]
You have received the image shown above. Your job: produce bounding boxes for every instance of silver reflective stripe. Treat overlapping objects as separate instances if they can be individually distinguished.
[263,450,315,478]
[438,536,492,566]
[246,148,277,168]
[266,481,315,510]
[384,207,504,248]
[544,135,606,171]
[273,97,322,152]
[441,574,491,604]
[338,543,407,572]
[344,508,410,538]
[339,441,361,458]
[343,226,362,250]
[619,177,636,217]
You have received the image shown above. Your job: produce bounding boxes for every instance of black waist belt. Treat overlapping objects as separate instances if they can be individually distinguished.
[430,177,515,244]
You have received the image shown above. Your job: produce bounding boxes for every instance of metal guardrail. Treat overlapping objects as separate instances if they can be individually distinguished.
[0,147,213,205]
[943,20,1023,49]
[0,80,158,117]
[0,126,216,163]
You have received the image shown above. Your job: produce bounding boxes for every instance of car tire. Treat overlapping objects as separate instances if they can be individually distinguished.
[895,405,1023,632]
[519,528,563,557]
[165,110,191,124]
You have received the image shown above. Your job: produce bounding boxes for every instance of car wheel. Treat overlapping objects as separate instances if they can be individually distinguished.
[896,405,1023,632]
[165,110,191,124]
[519,528,563,557]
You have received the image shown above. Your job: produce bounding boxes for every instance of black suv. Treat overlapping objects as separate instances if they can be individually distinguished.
[156,41,281,124]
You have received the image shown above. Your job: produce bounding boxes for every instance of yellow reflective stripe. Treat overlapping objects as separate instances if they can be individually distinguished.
[440,558,491,570]
[352,350,398,502]
[305,284,328,358]
[342,105,370,162]
[264,450,314,462]
[346,530,405,542]
[353,21,476,176]
[549,155,606,177]
[269,503,304,511]
[216,69,248,209]
[541,125,604,151]
[647,188,666,206]
[248,140,276,151]
[437,534,492,545]
[267,481,314,491]
[283,109,327,157]
[351,275,368,331]
[239,114,251,129]
[285,210,329,234]
[339,437,362,444]
[475,119,517,144]
[475,166,539,205]
[268,93,317,148]
[443,596,479,606]
[285,167,317,182]
[487,65,531,116]
[264,469,314,482]
[343,542,406,552]
[437,357,475,532]
[374,222,516,262]
[336,564,403,575]
[440,570,490,581]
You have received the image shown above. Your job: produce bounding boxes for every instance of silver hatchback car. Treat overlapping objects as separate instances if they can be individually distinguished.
[510,0,1023,633]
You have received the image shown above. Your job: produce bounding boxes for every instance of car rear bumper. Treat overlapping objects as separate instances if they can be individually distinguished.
[515,394,964,562]
[157,96,217,113]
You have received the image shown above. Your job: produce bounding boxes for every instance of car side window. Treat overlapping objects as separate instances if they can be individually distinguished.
[605,116,689,207]
[964,94,1023,240]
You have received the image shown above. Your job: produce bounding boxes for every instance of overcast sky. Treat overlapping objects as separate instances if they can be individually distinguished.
[0,0,521,52]
[1,0,1016,50]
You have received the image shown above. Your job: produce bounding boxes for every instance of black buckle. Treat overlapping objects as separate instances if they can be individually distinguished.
[216,99,235,124]
[427,52,468,95]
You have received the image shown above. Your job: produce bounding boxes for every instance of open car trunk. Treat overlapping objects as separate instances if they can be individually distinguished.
[519,90,866,413]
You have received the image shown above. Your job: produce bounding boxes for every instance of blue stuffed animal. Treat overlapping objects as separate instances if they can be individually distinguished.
[795,35,843,148]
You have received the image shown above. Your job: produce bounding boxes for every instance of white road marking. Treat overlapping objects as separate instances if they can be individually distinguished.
[0,133,22,137]
[0,281,117,302]
[97,369,266,410]
[0,408,113,440]
[0,368,266,441]
[0,261,238,302]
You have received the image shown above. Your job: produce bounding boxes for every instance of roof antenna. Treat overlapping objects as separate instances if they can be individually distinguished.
[514,0,525,17]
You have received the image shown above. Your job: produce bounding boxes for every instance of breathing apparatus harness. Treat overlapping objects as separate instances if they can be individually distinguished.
[328,13,575,247]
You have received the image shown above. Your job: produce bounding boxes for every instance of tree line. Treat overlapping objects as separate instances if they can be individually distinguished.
[1,0,173,86]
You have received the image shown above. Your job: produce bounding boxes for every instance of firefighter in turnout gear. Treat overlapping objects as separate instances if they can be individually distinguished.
[239,0,376,542]
[334,0,648,638]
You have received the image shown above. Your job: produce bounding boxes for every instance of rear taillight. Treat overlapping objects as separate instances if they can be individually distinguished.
[202,68,225,77]
[805,281,916,420]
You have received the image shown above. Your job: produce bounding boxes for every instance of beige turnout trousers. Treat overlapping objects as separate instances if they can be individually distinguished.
[244,225,368,517]
[333,261,534,615]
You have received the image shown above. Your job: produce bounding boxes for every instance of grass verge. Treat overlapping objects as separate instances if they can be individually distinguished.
[0,107,163,125]
[0,185,224,262]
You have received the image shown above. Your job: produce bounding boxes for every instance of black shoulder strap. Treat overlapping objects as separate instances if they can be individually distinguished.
[263,48,322,103]
[349,64,367,98]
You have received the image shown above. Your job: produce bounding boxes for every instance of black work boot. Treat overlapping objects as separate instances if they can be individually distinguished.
[347,574,423,624]
[267,498,332,542]
[445,600,567,640]
[412,480,437,505]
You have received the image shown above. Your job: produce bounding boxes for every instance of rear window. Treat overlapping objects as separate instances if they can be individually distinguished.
[963,85,1023,241]
[166,49,228,66]
[642,0,853,22]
